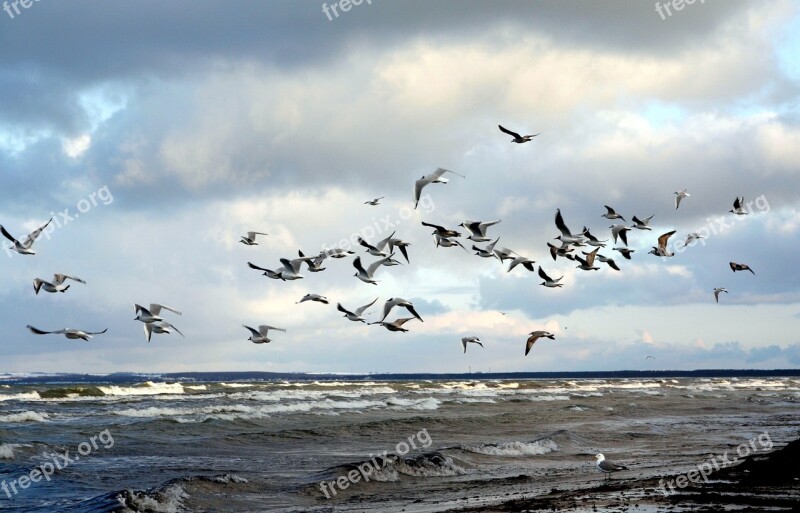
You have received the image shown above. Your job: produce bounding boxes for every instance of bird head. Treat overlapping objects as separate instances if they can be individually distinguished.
[594,454,605,461]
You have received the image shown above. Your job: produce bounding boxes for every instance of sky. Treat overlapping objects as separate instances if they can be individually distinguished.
[1,0,799,373]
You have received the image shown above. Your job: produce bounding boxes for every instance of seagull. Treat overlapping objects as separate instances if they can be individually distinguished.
[602,206,626,222]
[381,297,423,322]
[243,324,286,344]
[472,237,500,258]
[684,232,705,246]
[434,234,468,251]
[33,274,86,295]
[547,242,574,261]
[353,255,393,284]
[538,267,564,288]
[713,287,728,303]
[143,321,184,343]
[278,255,320,280]
[414,168,464,209]
[730,262,755,275]
[369,317,418,332]
[674,189,690,210]
[422,221,461,238]
[554,209,586,245]
[297,294,329,305]
[337,298,378,323]
[507,255,536,273]
[247,261,285,280]
[240,231,268,245]
[525,331,555,356]
[133,304,165,324]
[575,247,600,271]
[610,224,632,246]
[613,247,635,260]
[594,454,629,480]
[595,253,621,271]
[645,355,655,360]
[582,228,608,248]
[298,250,327,272]
[462,336,483,353]
[0,219,53,255]
[729,196,748,215]
[26,325,107,341]
[364,196,385,206]
[358,236,390,257]
[649,230,676,257]
[147,304,182,317]
[322,248,356,259]
[460,220,501,242]
[493,245,517,262]
[498,124,539,143]
[631,215,654,230]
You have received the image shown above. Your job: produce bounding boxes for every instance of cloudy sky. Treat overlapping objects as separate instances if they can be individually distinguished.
[1,0,799,374]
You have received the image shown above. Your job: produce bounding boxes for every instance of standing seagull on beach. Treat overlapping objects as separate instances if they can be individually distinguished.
[498,125,539,143]
[674,189,690,209]
[0,218,53,255]
[240,232,268,245]
[462,336,483,353]
[594,454,629,480]
[414,168,464,209]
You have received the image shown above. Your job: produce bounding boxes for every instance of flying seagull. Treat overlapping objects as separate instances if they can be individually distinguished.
[240,231,268,245]
[0,218,53,255]
[613,247,635,260]
[133,304,165,324]
[322,248,356,259]
[729,262,755,274]
[649,230,677,257]
[364,196,385,206]
[674,189,690,210]
[538,267,564,288]
[472,237,500,259]
[422,221,461,238]
[713,287,728,303]
[507,255,536,273]
[381,297,423,322]
[594,454,629,480]
[297,294,329,305]
[414,168,464,209]
[554,209,585,245]
[369,317,417,332]
[353,255,393,285]
[631,215,654,230]
[582,228,608,248]
[547,242,574,261]
[243,324,286,344]
[26,325,107,341]
[462,336,483,353]
[575,247,600,271]
[337,297,378,323]
[498,124,539,143]
[595,253,621,271]
[602,206,626,222]
[435,235,468,251]
[247,261,285,280]
[729,196,748,215]
[460,220,501,242]
[525,331,555,356]
[143,321,184,343]
[610,224,632,246]
[298,250,327,273]
[33,274,86,294]
[684,232,705,246]
[147,304,182,317]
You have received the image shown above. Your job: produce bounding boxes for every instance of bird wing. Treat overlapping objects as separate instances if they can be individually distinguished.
[421,221,446,232]
[366,255,392,277]
[498,124,522,139]
[554,209,571,237]
[84,328,108,336]
[432,167,464,179]
[657,230,676,250]
[375,231,395,251]
[413,178,427,209]
[337,303,354,316]
[150,304,182,316]
[0,225,17,243]
[733,197,742,209]
[538,267,552,281]
[462,338,467,352]
[584,248,599,266]
[354,297,378,316]
[21,218,53,248]
[247,262,272,273]
[478,220,501,236]
[606,259,621,271]
[27,325,65,335]
[242,325,260,337]
[259,325,286,335]
[393,317,416,327]
[603,205,617,215]
[404,303,423,322]
[525,334,540,356]
[352,256,367,275]
[143,323,153,342]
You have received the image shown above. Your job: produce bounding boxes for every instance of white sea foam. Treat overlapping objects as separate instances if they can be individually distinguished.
[98,381,185,396]
[0,411,49,422]
[464,439,558,457]
[0,391,41,402]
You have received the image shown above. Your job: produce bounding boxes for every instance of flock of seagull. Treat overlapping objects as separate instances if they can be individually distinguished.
[3,124,757,358]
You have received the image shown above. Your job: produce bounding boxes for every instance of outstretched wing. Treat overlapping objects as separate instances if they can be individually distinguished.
[21,218,53,248]
[355,297,379,316]
[150,304,182,316]
[498,124,521,139]
[27,325,66,335]
[0,225,18,243]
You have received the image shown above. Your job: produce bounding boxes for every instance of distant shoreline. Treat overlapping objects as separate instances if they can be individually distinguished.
[1,368,799,385]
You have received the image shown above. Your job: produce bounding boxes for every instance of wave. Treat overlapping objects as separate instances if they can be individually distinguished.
[462,438,558,457]
[0,410,50,423]
[97,381,185,396]
[0,391,41,401]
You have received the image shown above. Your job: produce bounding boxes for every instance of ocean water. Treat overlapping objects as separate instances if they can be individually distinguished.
[0,374,798,512]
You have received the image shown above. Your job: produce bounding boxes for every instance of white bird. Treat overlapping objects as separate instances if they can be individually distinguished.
[381,297,423,322]
[582,228,608,248]
[434,234,468,251]
[243,324,286,344]
[460,220,501,242]
[729,196,748,215]
[322,248,355,259]
[369,317,417,332]
[353,255,393,285]
[143,321,184,343]
[297,294,329,305]
[713,287,728,303]
[595,253,621,271]
[133,304,164,323]
[674,189,690,210]
[337,298,378,323]
[498,124,539,143]
[601,206,626,222]
[648,230,676,257]
[33,274,86,295]
[147,304,182,317]
[507,255,536,273]
[575,247,600,271]
[358,231,396,257]
[247,261,285,280]
[684,232,705,246]
[631,215,654,230]
[554,209,585,245]
[298,250,327,272]
[414,168,464,209]
[538,267,564,288]
[594,454,629,480]
[0,219,53,255]
[492,246,517,262]
[610,224,632,246]
[364,196,385,206]
[387,237,411,264]
[422,221,461,238]
[613,247,635,260]
[240,231,268,245]
[277,255,320,280]
[525,331,555,356]
[547,242,574,261]
[462,336,483,353]
[27,325,107,341]
[472,237,500,258]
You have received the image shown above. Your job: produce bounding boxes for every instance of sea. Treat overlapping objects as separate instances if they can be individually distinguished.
[0,371,798,512]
